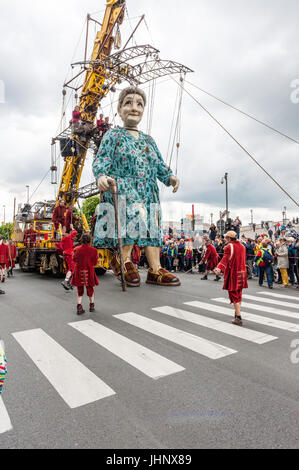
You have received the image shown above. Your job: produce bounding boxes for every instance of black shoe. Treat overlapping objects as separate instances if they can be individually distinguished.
[214,275,221,281]
[77,304,85,315]
[61,281,70,291]
[201,275,208,280]
[0,290,5,295]
[89,303,95,312]
[232,316,243,326]
[269,285,273,289]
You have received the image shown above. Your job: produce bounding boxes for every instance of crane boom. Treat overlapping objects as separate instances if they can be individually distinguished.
[56,0,126,207]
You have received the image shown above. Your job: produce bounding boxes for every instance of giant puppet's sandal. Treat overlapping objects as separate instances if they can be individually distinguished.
[110,255,141,287]
[146,268,181,287]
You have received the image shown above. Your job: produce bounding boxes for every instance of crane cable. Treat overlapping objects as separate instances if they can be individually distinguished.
[168,76,185,175]
[146,79,156,136]
[185,80,299,146]
[172,77,299,207]
[166,86,180,166]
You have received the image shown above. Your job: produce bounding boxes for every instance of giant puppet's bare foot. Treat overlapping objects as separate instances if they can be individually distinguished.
[110,254,141,288]
[146,268,181,287]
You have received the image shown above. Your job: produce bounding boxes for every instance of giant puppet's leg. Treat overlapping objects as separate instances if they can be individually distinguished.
[110,245,141,288]
[145,246,181,287]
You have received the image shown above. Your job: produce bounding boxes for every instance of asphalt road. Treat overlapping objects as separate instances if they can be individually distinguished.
[0,268,298,449]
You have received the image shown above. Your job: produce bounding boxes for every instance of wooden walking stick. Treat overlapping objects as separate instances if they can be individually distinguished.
[109,180,127,292]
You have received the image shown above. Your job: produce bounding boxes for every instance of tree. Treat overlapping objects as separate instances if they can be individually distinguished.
[82,196,100,225]
[0,223,13,240]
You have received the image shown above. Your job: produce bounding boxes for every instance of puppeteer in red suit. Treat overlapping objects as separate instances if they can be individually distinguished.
[215,231,248,326]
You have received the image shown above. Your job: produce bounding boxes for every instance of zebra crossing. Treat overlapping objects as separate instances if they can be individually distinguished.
[1,290,299,435]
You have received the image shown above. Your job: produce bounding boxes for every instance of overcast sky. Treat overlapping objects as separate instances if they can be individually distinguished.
[0,0,298,226]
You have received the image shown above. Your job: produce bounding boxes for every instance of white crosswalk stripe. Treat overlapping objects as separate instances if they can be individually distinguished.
[115,312,237,359]
[185,301,299,332]
[12,329,116,409]
[257,292,299,302]
[242,294,299,310]
[69,320,185,379]
[4,294,298,436]
[152,306,277,344]
[0,397,13,434]
[212,297,299,320]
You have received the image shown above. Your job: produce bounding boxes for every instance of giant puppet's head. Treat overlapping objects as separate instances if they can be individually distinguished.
[118,86,147,129]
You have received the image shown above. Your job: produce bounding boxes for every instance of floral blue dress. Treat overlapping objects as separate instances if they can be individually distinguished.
[92,127,173,248]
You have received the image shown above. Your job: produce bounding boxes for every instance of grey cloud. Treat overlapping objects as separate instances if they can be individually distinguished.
[0,0,298,222]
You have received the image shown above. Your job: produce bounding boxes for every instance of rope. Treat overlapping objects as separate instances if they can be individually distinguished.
[168,76,184,169]
[125,7,138,47]
[172,77,299,208]
[166,86,180,165]
[185,80,299,146]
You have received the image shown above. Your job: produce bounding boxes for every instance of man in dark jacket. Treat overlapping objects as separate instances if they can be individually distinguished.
[244,238,254,279]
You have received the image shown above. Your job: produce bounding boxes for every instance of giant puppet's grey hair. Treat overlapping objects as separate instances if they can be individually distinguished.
[118,86,147,110]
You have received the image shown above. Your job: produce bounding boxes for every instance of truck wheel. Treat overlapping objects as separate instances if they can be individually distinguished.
[19,252,29,272]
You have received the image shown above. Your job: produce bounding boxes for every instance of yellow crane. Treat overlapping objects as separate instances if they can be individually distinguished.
[13,1,127,275]
[57,0,126,208]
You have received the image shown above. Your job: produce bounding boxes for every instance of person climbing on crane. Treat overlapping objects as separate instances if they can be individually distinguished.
[52,199,67,239]
[92,86,181,288]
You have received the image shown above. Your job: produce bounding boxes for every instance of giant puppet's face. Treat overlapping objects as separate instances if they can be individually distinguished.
[118,93,145,128]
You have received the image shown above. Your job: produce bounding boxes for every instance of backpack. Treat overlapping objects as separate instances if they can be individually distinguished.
[262,249,273,264]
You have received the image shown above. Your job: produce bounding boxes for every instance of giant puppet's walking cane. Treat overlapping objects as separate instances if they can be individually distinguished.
[109,180,127,292]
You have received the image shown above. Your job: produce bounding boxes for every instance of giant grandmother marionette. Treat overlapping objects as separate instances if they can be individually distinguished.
[92,86,180,287]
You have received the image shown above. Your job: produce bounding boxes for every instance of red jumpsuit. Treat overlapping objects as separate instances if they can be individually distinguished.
[24,229,37,248]
[0,243,8,269]
[217,241,248,304]
[64,209,79,234]
[8,244,17,268]
[202,244,219,271]
[61,230,77,273]
[72,244,99,297]
[52,206,67,231]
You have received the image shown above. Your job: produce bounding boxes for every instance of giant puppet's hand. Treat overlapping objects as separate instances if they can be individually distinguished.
[97,175,115,192]
[169,176,180,193]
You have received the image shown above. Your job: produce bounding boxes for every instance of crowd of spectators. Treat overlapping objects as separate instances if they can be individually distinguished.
[134,220,299,290]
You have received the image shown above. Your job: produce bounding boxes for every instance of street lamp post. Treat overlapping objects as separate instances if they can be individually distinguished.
[3,205,5,224]
[210,213,213,225]
[26,185,30,204]
[283,206,287,225]
[221,173,229,223]
[250,209,253,226]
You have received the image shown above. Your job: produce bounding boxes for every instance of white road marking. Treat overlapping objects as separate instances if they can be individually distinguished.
[69,320,184,380]
[115,313,237,360]
[257,292,299,302]
[243,294,299,310]
[212,297,299,320]
[12,329,115,409]
[185,301,299,333]
[0,397,13,434]
[152,306,277,344]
